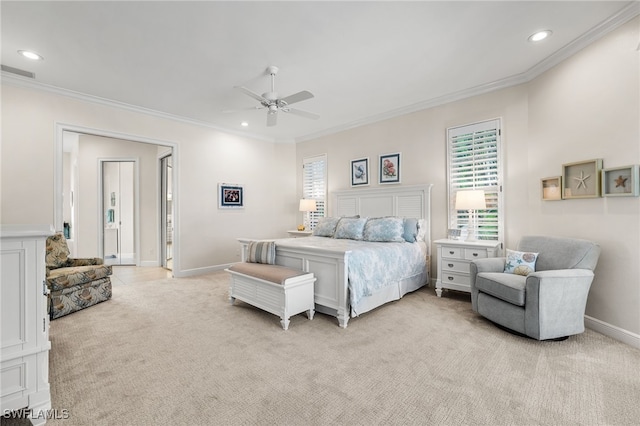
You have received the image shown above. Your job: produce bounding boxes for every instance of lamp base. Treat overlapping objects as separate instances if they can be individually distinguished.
[297,225,305,231]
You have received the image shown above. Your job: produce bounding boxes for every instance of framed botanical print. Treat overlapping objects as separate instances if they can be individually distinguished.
[562,159,602,199]
[602,165,639,197]
[379,153,400,184]
[350,158,369,186]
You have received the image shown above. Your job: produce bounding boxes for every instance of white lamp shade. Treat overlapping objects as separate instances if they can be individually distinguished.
[299,199,317,212]
[455,190,486,210]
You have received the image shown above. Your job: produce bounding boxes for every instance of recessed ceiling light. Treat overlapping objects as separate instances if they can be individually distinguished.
[18,50,43,61]
[240,121,249,127]
[528,30,552,43]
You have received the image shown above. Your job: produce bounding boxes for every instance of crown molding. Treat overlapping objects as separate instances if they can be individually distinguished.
[296,2,640,143]
[2,3,637,146]
[0,73,276,143]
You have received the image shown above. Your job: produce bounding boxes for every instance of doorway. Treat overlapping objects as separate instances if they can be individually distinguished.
[160,154,173,270]
[102,161,136,266]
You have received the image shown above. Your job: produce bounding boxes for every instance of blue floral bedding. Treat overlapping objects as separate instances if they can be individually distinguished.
[274,236,427,309]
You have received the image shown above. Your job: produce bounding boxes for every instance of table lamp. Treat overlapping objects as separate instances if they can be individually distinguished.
[455,190,486,241]
[298,199,317,231]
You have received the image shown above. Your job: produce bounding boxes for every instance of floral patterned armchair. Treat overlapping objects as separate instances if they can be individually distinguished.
[45,233,112,319]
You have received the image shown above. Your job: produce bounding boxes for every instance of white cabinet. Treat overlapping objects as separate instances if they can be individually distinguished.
[435,239,501,297]
[1,225,54,425]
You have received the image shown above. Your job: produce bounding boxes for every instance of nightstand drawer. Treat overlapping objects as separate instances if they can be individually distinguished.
[441,259,469,274]
[441,272,469,286]
[465,248,488,260]
[441,246,463,259]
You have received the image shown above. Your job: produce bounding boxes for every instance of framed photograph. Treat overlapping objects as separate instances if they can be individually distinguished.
[218,183,244,209]
[562,159,602,199]
[447,228,461,240]
[379,153,401,184]
[602,165,639,197]
[350,158,369,187]
[541,176,562,201]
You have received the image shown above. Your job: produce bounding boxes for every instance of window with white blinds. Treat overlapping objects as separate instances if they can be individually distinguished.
[302,154,327,230]
[447,119,503,241]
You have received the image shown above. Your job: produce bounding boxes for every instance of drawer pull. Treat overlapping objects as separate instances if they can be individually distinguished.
[449,251,455,255]
[448,263,454,268]
[472,252,479,257]
[448,276,454,281]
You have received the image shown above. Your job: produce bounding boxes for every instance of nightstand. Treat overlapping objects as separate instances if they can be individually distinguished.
[287,230,313,238]
[435,239,501,297]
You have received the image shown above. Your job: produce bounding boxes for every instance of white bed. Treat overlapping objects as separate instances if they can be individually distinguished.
[240,184,433,328]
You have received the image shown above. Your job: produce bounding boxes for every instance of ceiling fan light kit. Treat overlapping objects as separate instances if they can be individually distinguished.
[233,65,319,127]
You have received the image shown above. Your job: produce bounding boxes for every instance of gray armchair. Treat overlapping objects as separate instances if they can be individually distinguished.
[470,236,600,340]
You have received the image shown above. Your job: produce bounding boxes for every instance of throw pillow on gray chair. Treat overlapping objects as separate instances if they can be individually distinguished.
[470,236,600,341]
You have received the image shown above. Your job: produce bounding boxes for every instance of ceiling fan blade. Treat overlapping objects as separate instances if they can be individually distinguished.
[280,90,314,106]
[285,108,320,120]
[267,112,278,127]
[234,86,267,103]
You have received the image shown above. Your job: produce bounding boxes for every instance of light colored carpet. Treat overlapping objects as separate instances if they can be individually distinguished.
[5,267,640,425]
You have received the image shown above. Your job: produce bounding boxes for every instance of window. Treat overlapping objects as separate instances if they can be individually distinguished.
[302,154,327,230]
[447,119,503,241]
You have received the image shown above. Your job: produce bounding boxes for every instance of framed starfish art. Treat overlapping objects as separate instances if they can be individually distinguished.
[562,159,602,199]
[602,165,640,197]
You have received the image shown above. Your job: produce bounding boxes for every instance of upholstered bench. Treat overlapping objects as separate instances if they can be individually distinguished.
[226,262,316,330]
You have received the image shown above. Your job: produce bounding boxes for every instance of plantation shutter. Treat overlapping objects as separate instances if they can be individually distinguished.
[302,154,327,230]
[447,119,502,241]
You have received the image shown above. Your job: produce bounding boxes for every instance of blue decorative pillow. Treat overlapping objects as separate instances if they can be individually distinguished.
[334,217,367,240]
[247,241,276,265]
[402,218,419,243]
[313,217,341,237]
[504,249,538,276]
[363,217,405,242]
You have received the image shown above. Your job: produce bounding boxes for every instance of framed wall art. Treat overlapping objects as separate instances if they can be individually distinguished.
[541,176,562,201]
[562,159,602,199]
[218,183,244,209]
[602,165,639,197]
[350,158,369,186]
[379,153,401,184]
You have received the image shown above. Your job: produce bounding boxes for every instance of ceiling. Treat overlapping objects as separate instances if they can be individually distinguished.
[1,1,637,143]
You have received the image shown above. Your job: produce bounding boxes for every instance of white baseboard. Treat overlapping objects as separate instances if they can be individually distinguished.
[139,260,160,267]
[585,315,640,349]
[174,263,233,278]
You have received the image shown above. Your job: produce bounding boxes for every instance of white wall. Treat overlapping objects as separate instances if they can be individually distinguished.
[297,17,640,339]
[0,85,297,274]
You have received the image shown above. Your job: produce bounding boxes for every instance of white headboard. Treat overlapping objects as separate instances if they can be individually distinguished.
[331,184,434,249]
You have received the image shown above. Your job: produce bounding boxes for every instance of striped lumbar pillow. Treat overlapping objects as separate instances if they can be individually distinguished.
[247,241,276,265]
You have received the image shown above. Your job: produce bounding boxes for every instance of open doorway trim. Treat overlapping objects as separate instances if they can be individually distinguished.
[54,122,180,275]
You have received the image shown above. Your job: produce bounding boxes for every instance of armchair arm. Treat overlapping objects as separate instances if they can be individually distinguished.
[469,257,506,311]
[64,257,104,267]
[471,257,506,274]
[524,269,595,340]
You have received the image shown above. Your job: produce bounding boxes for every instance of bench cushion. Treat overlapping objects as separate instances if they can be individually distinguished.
[228,263,309,285]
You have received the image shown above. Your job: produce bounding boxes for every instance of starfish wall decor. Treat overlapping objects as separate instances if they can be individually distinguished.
[614,175,628,188]
[573,170,591,190]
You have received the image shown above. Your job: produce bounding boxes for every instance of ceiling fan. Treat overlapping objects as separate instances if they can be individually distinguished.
[232,66,319,127]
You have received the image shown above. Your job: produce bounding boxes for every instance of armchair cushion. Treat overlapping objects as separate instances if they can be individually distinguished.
[46,232,70,268]
[475,272,526,306]
[47,264,112,291]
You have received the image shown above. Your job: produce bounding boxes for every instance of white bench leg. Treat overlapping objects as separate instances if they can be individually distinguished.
[280,316,290,331]
[307,309,315,320]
